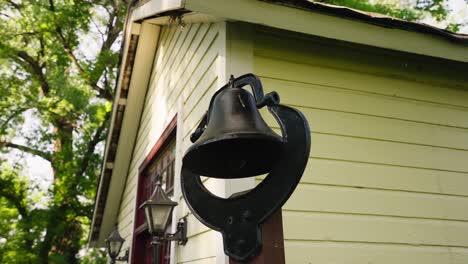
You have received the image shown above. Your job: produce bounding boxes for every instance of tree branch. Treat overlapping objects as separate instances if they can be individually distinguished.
[55,27,113,101]
[0,141,52,162]
[0,176,28,219]
[75,111,111,178]
[47,0,113,101]
[0,107,32,134]
[0,189,28,218]
[16,50,50,95]
[5,0,24,10]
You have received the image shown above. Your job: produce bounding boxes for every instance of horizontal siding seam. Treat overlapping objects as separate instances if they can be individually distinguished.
[187,229,212,239]
[310,156,468,175]
[137,58,217,152]
[181,55,218,107]
[282,209,468,223]
[141,24,201,124]
[137,27,218,138]
[276,130,468,152]
[311,131,468,152]
[183,76,218,123]
[284,103,468,130]
[254,54,468,100]
[166,24,215,102]
[284,239,468,249]
[257,74,468,111]
[286,181,468,199]
[177,256,216,264]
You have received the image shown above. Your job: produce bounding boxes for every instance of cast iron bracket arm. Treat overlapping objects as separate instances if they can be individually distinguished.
[231,73,280,108]
[190,111,208,143]
[164,216,188,245]
[113,249,129,262]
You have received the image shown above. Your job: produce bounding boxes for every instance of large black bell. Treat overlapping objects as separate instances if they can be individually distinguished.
[183,80,283,178]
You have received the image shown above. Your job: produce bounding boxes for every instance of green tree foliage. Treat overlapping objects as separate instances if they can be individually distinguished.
[319,0,421,20]
[0,0,128,263]
[318,0,468,32]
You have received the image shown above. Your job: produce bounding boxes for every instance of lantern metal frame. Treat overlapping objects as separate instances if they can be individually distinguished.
[139,179,178,236]
[181,74,311,262]
[105,224,129,263]
[140,177,188,264]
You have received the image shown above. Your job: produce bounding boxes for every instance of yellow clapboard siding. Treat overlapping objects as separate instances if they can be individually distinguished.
[262,106,468,150]
[176,45,219,110]
[183,65,218,120]
[132,107,177,166]
[182,82,216,144]
[149,24,190,87]
[184,213,211,238]
[145,27,181,97]
[283,211,468,247]
[178,257,216,264]
[284,183,468,221]
[301,158,468,196]
[117,23,224,264]
[134,24,219,163]
[259,77,468,129]
[161,24,197,80]
[145,23,216,116]
[252,28,468,263]
[120,171,137,206]
[117,178,137,236]
[284,241,468,264]
[177,231,217,263]
[168,23,203,84]
[167,24,214,97]
[254,34,468,105]
[135,45,218,155]
[255,31,468,88]
[146,26,172,84]
[151,24,196,106]
[137,24,219,141]
[271,126,468,173]
[118,195,135,222]
[141,24,207,124]
[310,133,468,173]
[146,24,208,108]
[183,69,218,121]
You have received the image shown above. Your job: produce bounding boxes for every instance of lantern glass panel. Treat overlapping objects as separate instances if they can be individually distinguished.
[107,239,123,259]
[146,204,173,234]
[144,206,154,234]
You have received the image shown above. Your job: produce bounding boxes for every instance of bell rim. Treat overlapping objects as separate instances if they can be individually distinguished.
[184,131,283,155]
[183,132,284,178]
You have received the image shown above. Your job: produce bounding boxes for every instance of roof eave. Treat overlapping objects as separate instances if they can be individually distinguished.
[184,0,468,63]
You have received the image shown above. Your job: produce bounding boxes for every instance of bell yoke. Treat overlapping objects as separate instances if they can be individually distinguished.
[181,73,311,262]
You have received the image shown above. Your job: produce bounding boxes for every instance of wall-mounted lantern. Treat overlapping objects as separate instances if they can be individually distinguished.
[181,74,310,262]
[105,224,129,263]
[140,177,188,264]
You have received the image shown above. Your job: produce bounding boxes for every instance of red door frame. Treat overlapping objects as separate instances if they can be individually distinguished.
[131,115,177,264]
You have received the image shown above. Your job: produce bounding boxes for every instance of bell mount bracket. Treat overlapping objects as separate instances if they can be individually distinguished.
[181,74,311,262]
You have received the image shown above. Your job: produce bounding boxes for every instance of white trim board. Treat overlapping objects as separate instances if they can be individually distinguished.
[184,0,468,63]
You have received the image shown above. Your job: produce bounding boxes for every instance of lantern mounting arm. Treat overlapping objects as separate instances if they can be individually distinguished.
[164,216,188,245]
[113,249,129,263]
[190,74,279,143]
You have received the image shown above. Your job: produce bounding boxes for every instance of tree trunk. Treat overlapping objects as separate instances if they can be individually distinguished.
[39,119,82,264]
